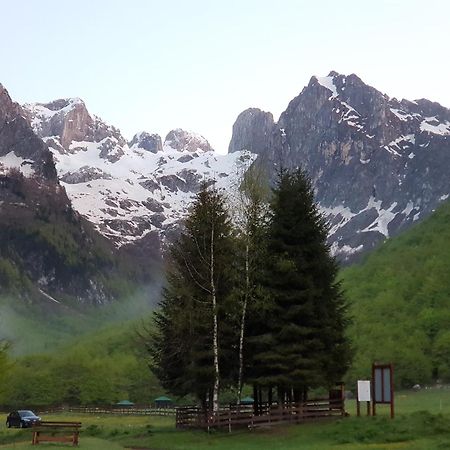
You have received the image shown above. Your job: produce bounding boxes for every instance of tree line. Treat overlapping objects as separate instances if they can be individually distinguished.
[145,167,351,413]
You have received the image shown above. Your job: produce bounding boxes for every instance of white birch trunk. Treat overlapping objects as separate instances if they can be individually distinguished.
[237,241,249,403]
[210,219,220,413]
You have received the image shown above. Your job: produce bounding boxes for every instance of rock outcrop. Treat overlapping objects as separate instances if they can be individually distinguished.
[0,84,56,180]
[129,132,163,153]
[229,72,450,260]
[164,128,213,153]
[228,108,274,155]
[0,85,139,304]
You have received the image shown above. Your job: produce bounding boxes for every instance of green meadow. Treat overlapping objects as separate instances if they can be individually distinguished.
[0,388,449,449]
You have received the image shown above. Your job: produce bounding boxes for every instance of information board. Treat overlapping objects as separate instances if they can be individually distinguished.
[357,380,371,402]
[372,363,394,418]
[373,366,392,403]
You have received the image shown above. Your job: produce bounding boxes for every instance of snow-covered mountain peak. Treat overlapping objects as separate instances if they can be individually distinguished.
[0,85,57,180]
[21,98,255,249]
[230,71,450,261]
[26,97,85,114]
[129,131,163,154]
[315,75,339,99]
[24,97,128,165]
[24,97,86,133]
[163,128,213,153]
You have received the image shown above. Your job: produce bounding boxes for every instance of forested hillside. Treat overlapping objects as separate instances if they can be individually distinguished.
[342,200,450,387]
[3,199,450,407]
[0,321,162,407]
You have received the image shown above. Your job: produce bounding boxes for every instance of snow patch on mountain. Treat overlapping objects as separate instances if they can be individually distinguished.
[22,99,255,247]
[361,199,398,237]
[24,98,84,135]
[316,76,338,99]
[420,117,450,135]
[0,152,35,176]
[55,145,255,245]
[163,128,213,153]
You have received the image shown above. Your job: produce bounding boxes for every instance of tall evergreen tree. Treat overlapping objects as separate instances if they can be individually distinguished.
[148,183,236,411]
[249,168,351,403]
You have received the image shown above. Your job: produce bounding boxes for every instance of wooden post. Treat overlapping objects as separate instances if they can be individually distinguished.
[371,364,376,416]
[253,385,258,416]
[390,364,395,419]
[356,399,361,417]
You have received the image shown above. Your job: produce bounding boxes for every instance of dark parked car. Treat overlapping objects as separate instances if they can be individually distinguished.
[6,410,41,428]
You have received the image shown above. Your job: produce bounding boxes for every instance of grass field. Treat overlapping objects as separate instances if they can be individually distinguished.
[0,389,449,449]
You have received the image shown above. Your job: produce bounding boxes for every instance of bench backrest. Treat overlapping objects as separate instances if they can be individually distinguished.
[32,421,82,430]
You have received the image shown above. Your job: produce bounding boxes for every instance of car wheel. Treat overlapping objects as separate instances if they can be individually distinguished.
[19,422,24,428]
[6,421,11,428]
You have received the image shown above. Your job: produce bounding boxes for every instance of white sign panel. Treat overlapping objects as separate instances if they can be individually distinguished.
[357,380,371,402]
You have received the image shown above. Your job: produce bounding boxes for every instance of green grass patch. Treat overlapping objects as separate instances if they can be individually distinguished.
[1,389,450,449]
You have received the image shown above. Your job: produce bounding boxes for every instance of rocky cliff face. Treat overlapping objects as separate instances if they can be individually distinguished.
[23,100,254,249]
[228,108,274,155]
[0,85,140,305]
[229,72,450,260]
[164,128,213,153]
[129,132,163,153]
[25,98,127,163]
[14,72,450,263]
[0,84,56,180]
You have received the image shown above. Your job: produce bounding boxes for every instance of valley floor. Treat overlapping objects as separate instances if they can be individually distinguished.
[0,389,449,450]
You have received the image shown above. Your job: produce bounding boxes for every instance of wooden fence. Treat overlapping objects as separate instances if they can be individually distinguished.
[176,398,345,431]
[39,405,176,416]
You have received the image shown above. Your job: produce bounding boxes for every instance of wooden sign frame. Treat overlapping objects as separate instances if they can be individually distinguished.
[371,363,394,418]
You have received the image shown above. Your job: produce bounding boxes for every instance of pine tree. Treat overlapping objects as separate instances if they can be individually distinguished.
[148,183,236,411]
[249,168,351,403]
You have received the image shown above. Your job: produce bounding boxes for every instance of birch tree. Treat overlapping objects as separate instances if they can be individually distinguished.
[148,182,235,413]
[234,163,270,403]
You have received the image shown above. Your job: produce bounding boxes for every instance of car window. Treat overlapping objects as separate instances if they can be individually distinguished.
[18,410,35,417]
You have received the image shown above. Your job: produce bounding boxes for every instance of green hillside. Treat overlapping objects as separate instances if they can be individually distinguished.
[0,170,160,310]
[0,320,164,407]
[2,199,450,407]
[342,200,450,387]
[0,284,161,355]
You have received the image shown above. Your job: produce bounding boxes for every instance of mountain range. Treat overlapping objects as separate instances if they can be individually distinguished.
[229,71,450,259]
[0,85,148,305]
[21,98,253,251]
[1,71,450,302]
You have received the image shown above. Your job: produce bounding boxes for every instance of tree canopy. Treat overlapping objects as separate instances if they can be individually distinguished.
[149,169,351,410]
[247,168,350,402]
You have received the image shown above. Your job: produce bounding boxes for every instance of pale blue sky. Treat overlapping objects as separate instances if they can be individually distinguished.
[1,0,449,153]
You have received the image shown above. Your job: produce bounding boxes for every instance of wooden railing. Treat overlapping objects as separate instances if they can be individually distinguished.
[176,398,345,430]
[39,405,176,416]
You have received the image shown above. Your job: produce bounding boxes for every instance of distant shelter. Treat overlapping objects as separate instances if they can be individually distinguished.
[154,396,173,408]
[115,400,134,408]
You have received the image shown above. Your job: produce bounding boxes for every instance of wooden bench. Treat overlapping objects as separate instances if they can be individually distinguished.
[31,421,82,446]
